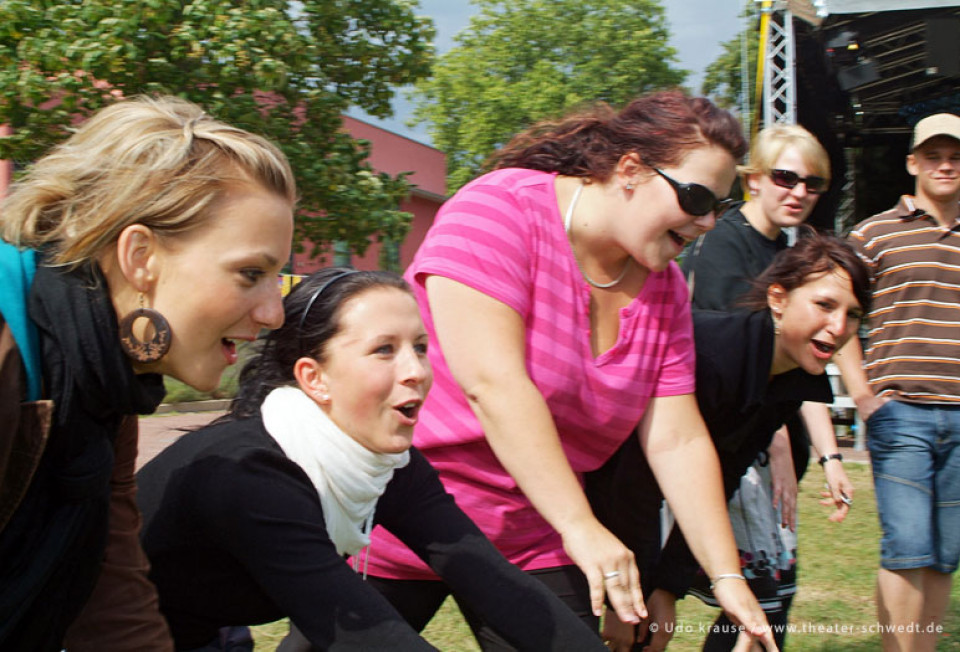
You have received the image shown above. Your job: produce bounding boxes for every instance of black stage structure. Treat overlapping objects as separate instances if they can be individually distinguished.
[784,1,960,231]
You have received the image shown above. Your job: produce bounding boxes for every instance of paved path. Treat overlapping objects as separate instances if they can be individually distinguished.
[833,436,871,464]
[137,411,224,470]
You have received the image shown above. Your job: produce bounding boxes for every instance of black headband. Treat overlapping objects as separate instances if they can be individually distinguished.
[297,269,359,353]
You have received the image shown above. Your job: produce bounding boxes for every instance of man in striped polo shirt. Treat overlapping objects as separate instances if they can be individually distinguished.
[837,113,960,652]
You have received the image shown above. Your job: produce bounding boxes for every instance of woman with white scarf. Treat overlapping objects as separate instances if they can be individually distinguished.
[136,268,607,651]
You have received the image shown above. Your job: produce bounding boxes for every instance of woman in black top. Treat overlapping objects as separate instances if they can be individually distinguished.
[587,230,871,650]
[678,126,854,651]
[138,268,606,651]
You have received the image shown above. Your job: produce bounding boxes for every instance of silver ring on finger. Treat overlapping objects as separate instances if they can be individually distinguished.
[603,570,620,581]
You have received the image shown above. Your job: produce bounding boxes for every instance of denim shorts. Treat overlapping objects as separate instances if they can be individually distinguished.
[867,400,960,573]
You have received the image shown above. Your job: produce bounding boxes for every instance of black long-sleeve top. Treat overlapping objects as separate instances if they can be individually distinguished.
[137,416,604,651]
[586,310,833,599]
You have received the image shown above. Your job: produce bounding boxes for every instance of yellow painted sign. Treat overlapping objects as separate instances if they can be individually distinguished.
[279,274,307,297]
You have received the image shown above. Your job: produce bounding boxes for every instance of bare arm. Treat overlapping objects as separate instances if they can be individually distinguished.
[424,275,644,624]
[766,426,798,530]
[800,401,853,522]
[640,394,778,650]
[833,337,888,421]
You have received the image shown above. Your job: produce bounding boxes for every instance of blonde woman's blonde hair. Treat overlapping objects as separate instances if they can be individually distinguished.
[1,95,297,267]
[738,124,830,181]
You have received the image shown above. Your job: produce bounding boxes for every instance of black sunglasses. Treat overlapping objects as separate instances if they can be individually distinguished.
[770,169,828,194]
[653,168,733,217]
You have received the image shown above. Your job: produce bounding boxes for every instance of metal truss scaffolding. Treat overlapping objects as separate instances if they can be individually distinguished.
[757,1,859,234]
[760,1,797,127]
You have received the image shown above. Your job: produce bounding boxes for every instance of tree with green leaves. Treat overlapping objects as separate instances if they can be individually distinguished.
[409,0,687,191]
[701,6,759,130]
[0,0,434,261]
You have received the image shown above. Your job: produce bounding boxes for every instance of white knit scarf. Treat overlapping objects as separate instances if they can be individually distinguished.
[261,386,410,556]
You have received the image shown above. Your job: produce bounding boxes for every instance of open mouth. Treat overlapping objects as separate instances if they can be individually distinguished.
[395,400,421,420]
[221,338,239,364]
[811,339,835,358]
[668,230,686,247]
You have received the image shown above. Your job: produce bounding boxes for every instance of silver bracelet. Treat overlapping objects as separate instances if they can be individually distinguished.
[709,573,746,590]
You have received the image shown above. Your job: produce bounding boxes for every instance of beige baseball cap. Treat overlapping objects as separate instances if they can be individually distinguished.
[911,113,960,151]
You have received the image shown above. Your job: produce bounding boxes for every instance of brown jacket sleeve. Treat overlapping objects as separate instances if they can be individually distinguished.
[64,415,174,652]
[0,314,54,534]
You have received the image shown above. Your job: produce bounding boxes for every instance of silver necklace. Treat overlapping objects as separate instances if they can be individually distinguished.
[563,181,631,289]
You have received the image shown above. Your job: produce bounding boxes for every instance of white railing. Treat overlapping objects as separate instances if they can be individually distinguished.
[826,363,865,451]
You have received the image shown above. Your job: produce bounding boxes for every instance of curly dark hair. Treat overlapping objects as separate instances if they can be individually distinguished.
[226,267,411,420]
[487,89,747,182]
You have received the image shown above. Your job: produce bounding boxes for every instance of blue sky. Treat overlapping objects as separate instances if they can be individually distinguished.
[347,0,746,144]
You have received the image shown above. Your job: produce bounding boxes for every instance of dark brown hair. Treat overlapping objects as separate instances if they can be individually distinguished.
[226,267,411,419]
[740,226,871,313]
[488,89,747,182]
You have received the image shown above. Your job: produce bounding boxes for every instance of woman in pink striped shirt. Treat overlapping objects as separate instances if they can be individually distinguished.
[364,90,778,651]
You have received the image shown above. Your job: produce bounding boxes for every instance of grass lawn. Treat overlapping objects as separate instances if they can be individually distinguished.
[247,460,958,650]
[668,461,959,651]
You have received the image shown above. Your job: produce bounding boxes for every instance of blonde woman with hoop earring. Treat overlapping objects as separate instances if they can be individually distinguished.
[0,96,296,651]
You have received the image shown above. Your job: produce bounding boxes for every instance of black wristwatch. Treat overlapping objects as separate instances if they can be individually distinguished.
[818,453,843,466]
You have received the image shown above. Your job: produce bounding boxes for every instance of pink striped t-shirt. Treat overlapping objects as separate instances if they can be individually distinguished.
[366,168,695,578]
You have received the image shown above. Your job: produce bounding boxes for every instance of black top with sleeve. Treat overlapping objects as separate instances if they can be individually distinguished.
[680,310,831,495]
[137,416,604,651]
[681,204,787,312]
[681,203,811,479]
[585,310,833,599]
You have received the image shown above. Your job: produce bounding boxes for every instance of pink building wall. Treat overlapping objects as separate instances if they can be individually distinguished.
[0,125,11,200]
[290,115,447,274]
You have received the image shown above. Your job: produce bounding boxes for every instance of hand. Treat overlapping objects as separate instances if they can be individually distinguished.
[767,430,797,531]
[636,589,676,651]
[712,576,779,651]
[854,393,889,422]
[561,520,645,625]
[602,610,636,652]
[819,461,854,523]
[732,632,769,652]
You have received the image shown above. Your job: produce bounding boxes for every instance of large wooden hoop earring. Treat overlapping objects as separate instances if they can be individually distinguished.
[119,296,172,363]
